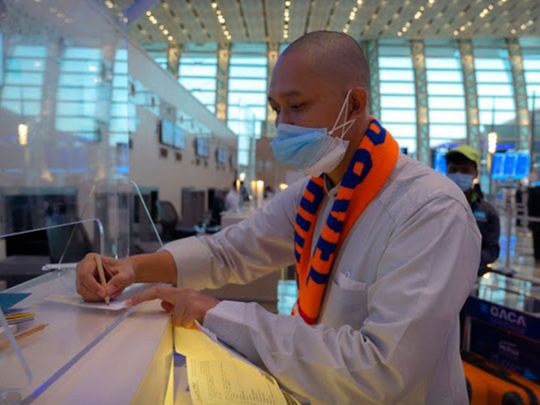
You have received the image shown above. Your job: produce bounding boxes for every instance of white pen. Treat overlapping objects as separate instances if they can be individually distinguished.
[41,262,78,272]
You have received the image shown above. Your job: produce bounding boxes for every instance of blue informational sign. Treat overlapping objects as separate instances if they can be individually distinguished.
[504,153,517,179]
[173,126,185,150]
[491,153,505,180]
[514,151,530,180]
[216,148,227,164]
[433,150,447,175]
[196,138,209,158]
[492,151,530,181]
[160,118,174,145]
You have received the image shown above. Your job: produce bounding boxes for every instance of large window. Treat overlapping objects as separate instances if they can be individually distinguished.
[473,39,517,138]
[424,39,467,147]
[378,39,417,154]
[520,37,540,112]
[179,43,218,113]
[55,47,103,141]
[1,43,47,117]
[227,43,268,166]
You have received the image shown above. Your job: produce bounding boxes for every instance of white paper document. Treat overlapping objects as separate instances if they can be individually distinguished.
[44,284,148,311]
[44,294,128,311]
[175,323,299,405]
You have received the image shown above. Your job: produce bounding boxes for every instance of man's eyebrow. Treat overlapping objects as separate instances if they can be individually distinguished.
[268,91,303,103]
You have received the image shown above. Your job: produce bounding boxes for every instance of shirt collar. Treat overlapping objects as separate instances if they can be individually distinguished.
[323,174,339,198]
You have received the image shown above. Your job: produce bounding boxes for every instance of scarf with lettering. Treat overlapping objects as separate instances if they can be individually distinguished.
[292,117,399,324]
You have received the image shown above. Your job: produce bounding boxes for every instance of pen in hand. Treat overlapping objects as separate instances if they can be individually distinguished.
[94,254,110,305]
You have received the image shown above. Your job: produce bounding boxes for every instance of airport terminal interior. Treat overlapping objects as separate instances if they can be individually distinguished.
[0,0,539,403]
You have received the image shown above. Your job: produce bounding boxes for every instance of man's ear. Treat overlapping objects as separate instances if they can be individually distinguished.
[349,86,369,118]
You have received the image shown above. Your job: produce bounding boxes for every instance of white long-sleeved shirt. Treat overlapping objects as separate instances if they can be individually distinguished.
[164,154,481,404]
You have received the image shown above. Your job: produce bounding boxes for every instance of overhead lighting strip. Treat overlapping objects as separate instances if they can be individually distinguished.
[283,0,291,40]
[146,10,175,43]
[211,1,232,41]
[397,1,434,37]
[343,0,363,34]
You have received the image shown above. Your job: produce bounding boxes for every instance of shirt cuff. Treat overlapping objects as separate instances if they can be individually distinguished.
[162,236,213,289]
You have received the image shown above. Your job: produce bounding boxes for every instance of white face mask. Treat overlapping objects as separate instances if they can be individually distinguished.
[271,90,357,177]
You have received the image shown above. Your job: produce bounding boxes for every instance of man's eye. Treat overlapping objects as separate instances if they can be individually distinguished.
[290,104,304,110]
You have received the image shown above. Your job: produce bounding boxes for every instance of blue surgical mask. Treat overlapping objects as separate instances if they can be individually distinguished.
[447,173,474,192]
[271,90,356,177]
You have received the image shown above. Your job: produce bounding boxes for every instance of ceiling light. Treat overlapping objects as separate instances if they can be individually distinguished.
[212,2,232,41]
[511,28,517,34]
[163,29,169,35]
[414,11,422,19]
[104,0,114,9]
[18,124,29,146]
[453,30,459,35]
[168,35,173,41]
[397,31,403,36]
[146,11,151,16]
[343,0,363,32]
[283,0,291,39]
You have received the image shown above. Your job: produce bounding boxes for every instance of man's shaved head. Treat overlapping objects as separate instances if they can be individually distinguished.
[268,31,372,183]
[278,31,370,91]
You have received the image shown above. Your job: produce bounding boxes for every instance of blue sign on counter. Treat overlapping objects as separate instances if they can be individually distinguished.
[464,296,539,341]
[464,296,540,382]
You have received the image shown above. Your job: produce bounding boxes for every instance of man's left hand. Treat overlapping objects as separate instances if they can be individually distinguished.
[128,286,220,328]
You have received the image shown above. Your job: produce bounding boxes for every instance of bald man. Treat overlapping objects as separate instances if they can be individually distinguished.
[76,32,480,404]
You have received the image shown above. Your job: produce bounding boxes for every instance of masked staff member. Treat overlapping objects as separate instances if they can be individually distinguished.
[446,145,500,276]
[76,31,481,404]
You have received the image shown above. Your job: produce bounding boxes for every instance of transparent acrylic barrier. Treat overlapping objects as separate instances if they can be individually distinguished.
[0,179,163,402]
[0,0,137,400]
[474,273,539,316]
[0,0,131,237]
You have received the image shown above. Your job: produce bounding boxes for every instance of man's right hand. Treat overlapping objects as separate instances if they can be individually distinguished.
[76,253,135,302]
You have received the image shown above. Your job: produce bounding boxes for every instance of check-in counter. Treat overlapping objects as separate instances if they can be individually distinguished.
[0,271,173,404]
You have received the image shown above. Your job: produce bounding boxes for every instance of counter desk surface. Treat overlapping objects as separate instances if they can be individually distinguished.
[0,270,173,405]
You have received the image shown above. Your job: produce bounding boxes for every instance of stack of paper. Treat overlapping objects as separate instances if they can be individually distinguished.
[175,324,299,405]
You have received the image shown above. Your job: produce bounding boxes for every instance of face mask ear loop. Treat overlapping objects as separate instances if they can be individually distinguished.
[329,89,353,137]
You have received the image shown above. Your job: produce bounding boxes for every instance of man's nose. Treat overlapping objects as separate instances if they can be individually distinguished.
[276,111,292,126]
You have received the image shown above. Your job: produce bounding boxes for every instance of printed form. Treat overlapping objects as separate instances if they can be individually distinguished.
[175,324,299,405]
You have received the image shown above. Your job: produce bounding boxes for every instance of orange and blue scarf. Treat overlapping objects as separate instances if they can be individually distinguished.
[293,117,399,325]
